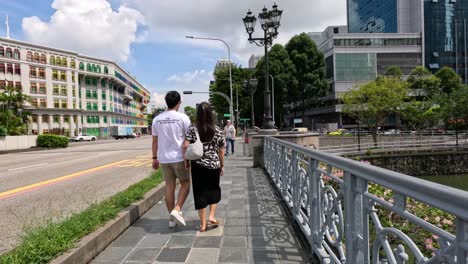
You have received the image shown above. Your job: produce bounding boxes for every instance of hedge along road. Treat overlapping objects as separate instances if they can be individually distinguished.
[0,136,155,255]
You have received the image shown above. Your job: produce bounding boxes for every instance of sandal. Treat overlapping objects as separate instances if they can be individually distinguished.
[199,225,207,232]
[208,219,219,225]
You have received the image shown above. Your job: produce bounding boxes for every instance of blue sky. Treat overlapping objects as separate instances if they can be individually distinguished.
[0,0,346,109]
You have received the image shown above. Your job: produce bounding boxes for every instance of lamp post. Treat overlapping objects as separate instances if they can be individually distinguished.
[185,36,233,124]
[270,74,275,126]
[244,78,258,128]
[242,4,283,129]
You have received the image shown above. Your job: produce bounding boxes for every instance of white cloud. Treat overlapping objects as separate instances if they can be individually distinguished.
[22,0,146,62]
[124,0,347,64]
[167,69,211,84]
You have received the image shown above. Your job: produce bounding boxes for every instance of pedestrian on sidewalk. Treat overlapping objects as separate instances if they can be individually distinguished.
[183,102,225,232]
[152,91,191,228]
[223,120,236,156]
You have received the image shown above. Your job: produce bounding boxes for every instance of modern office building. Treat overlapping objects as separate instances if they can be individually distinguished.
[298,27,422,129]
[424,0,468,83]
[248,55,262,69]
[347,0,422,34]
[0,38,150,138]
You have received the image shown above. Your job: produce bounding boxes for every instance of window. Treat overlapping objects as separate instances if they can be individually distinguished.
[86,89,91,98]
[40,54,46,64]
[87,63,92,71]
[92,78,98,86]
[6,64,12,74]
[30,83,37,94]
[102,92,106,100]
[79,62,84,70]
[27,51,32,61]
[93,103,98,111]
[0,63,4,73]
[97,65,101,73]
[0,47,4,57]
[40,99,47,108]
[55,57,61,66]
[50,55,55,65]
[73,102,76,109]
[62,57,67,67]
[6,48,12,58]
[32,115,37,123]
[85,77,91,86]
[53,115,59,123]
[38,68,45,79]
[86,102,91,110]
[72,73,75,82]
[61,86,67,96]
[39,84,46,94]
[61,101,67,108]
[103,116,107,123]
[72,87,76,97]
[52,70,58,80]
[0,80,6,89]
[14,65,20,75]
[14,49,20,60]
[54,100,60,108]
[15,83,21,91]
[34,52,40,62]
[92,90,97,99]
[31,99,39,107]
[64,116,69,123]
[92,64,97,72]
[71,59,76,68]
[30,67,37,78]
[102,105,107,111]
[104,66,108,74]
[60,71,66,81]
[53,85,60,95]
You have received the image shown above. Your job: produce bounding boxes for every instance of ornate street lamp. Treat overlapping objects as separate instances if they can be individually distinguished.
[242,4,282,129]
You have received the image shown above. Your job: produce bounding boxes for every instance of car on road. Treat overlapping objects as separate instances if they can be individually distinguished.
[383,129,401,136]
[290,127,308,133]
[328,129,348,136]
[70,133,97,142]
[344,129,368,135]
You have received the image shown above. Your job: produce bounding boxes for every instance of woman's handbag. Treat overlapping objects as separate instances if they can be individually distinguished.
[185,129,203,160]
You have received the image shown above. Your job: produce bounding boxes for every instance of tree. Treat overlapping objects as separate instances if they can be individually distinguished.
[384,66,403,79]
[407,66,441,99]
[184,106,196,123]
[435,66,462,94]
[253,44,296,128]
[285,33,328,116]
[343,77,408,145]
[0,85,30,135]
[440,85,468,131]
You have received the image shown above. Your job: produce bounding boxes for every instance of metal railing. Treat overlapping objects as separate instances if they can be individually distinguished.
[320,134,468,155]
[264,136,468,264]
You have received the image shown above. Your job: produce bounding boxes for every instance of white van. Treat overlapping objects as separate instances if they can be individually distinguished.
[291,127,308,133]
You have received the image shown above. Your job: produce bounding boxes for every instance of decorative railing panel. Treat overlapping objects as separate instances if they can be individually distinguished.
[264,137,468,264]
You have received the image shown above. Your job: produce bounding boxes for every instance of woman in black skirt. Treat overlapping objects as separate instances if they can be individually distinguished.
[183,102,225,232]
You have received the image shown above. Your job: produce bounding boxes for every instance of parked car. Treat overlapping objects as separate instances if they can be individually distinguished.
[290,127,308,133]
[328,129,348,136]
[70,133,97,142]
[383,129,401,135]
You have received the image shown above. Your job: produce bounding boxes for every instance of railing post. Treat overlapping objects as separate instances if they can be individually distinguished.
[456,218,468,264]
[344,172,369,264]
[291,150,300,216]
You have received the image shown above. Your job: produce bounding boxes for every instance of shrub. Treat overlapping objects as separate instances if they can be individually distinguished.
[37,134,69,148]
[0,125,6,138]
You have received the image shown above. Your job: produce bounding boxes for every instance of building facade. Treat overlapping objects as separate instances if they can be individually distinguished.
[298,28,422,129]
[424,0,468,83]
[248,55,262,69]
[0,38,150,138]
[347,0,422,34]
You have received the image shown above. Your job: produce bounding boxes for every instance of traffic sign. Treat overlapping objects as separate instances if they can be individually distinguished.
[223,113,231,117]
[240,118,251,121]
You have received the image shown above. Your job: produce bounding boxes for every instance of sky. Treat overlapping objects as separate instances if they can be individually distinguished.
[0,0,346,110]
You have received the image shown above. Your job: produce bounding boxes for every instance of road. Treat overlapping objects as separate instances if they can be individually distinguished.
[0,136,155,254]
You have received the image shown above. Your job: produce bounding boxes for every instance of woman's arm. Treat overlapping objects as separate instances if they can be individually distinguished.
[182,140,190,169]
[219,144,225,175]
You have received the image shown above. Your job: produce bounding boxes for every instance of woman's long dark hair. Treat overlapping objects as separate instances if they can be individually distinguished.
[196,102,216,142]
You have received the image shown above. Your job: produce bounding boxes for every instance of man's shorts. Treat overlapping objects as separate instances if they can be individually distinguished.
[161,161,190,182]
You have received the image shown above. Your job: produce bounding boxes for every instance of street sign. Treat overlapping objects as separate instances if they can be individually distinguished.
[294,118,302,124]
[223,113,231,117]
[240,118,251,121]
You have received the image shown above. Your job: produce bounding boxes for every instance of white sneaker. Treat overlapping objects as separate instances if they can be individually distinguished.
[170,209,186,226]
[169,220,176,228]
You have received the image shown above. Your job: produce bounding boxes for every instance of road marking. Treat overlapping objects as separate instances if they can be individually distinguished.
[8,163,49,171]
[0,159,129,200]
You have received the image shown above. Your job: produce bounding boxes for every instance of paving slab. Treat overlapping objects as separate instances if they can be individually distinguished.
[91,143,309,263]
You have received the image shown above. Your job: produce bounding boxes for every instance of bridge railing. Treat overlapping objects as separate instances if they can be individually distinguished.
[264,136,468,264]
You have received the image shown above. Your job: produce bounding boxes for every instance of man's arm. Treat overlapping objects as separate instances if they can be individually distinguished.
[152,136,159,170]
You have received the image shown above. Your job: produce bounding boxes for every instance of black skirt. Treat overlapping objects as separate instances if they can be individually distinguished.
[191,161,221,210]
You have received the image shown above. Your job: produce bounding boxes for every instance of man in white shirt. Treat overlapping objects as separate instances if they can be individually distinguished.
[223,120,236,155]
[152,91,191,227]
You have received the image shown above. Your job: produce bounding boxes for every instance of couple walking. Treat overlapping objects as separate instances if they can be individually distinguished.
[151,91,225,232]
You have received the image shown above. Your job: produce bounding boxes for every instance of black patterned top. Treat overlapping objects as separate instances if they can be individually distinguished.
[185,126,225,169]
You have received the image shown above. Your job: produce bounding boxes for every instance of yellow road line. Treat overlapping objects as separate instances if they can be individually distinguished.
[0,159,129,199]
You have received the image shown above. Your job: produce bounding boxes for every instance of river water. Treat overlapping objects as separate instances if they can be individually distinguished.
[420,174,468,192]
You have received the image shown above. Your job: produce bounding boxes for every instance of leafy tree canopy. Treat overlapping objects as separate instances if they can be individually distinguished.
[435,66,462,94]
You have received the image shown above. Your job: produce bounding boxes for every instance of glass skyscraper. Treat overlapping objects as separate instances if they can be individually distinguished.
[424,0,468,83]
[347,0,398,33]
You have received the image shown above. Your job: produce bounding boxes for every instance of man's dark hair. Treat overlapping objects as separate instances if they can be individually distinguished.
[165,91,181,109]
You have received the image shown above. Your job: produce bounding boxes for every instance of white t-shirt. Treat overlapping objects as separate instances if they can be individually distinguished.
[224,125,236,139]
[152,110,191,164]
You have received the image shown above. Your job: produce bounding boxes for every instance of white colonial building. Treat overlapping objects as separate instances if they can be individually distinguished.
[0,37,150,138]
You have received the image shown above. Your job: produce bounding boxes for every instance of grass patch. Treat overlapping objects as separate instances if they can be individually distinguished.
[0,170,162,264]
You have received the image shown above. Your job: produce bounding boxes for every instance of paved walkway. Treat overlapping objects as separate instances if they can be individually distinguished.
[92,145,309,263]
